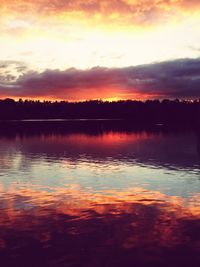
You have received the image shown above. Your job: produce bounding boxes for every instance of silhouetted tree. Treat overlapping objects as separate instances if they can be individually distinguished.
[0,98,200,125]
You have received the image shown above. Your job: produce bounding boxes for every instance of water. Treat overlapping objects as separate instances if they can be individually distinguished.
[0,121,199,267]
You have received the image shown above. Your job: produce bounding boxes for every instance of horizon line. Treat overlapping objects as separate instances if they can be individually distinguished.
[1,98,200,104]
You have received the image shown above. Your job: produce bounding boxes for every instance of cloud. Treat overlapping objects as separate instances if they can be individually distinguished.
[1,0,200,26]
[0,58,200,100]
[0,61,29,84]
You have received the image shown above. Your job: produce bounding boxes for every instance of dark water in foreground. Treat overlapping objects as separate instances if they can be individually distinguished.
[0,121,200,267]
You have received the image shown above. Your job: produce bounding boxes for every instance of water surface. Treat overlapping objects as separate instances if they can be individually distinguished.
[0,122,199,266]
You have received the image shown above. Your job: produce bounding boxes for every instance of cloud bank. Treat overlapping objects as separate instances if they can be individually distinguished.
[0,58,200,100]
[1,0,200,26]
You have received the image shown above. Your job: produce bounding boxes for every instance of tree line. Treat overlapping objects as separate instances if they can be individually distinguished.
[0,98,200,124]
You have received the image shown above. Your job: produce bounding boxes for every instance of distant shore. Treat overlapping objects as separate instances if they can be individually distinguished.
[0,99,200,126]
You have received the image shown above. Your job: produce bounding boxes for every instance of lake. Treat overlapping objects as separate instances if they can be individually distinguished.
[0,121,199,267]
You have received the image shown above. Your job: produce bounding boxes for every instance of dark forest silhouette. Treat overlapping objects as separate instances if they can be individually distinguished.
[0,98,200,125]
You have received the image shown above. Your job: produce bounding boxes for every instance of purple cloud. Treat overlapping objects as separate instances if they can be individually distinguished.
[0,58,200,100]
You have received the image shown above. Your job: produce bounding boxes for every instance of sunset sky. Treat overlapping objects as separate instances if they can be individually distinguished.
[1,0,200,101]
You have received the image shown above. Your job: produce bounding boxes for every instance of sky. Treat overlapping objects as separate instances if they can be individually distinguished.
[0,0,200,101]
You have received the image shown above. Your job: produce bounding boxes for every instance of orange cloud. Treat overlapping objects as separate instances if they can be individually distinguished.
[1,0,200,27]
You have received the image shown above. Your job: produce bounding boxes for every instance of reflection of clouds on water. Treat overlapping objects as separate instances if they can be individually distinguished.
[1,184,200,220]
[0,129,200,198]
[0,185,199,266]
[0,126,199,266]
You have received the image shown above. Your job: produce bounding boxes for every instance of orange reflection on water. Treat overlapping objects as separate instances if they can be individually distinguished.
[0,185,199,227]
[0,184,200,266]
[37,131,152,146]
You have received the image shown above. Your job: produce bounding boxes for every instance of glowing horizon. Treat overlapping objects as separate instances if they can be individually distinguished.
[1,1,200,100]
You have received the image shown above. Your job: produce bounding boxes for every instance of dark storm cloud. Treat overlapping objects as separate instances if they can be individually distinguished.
[1,58,200,100]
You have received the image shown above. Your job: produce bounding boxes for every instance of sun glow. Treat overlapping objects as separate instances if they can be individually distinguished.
[1,1,200,100]
[1,6,200,72]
